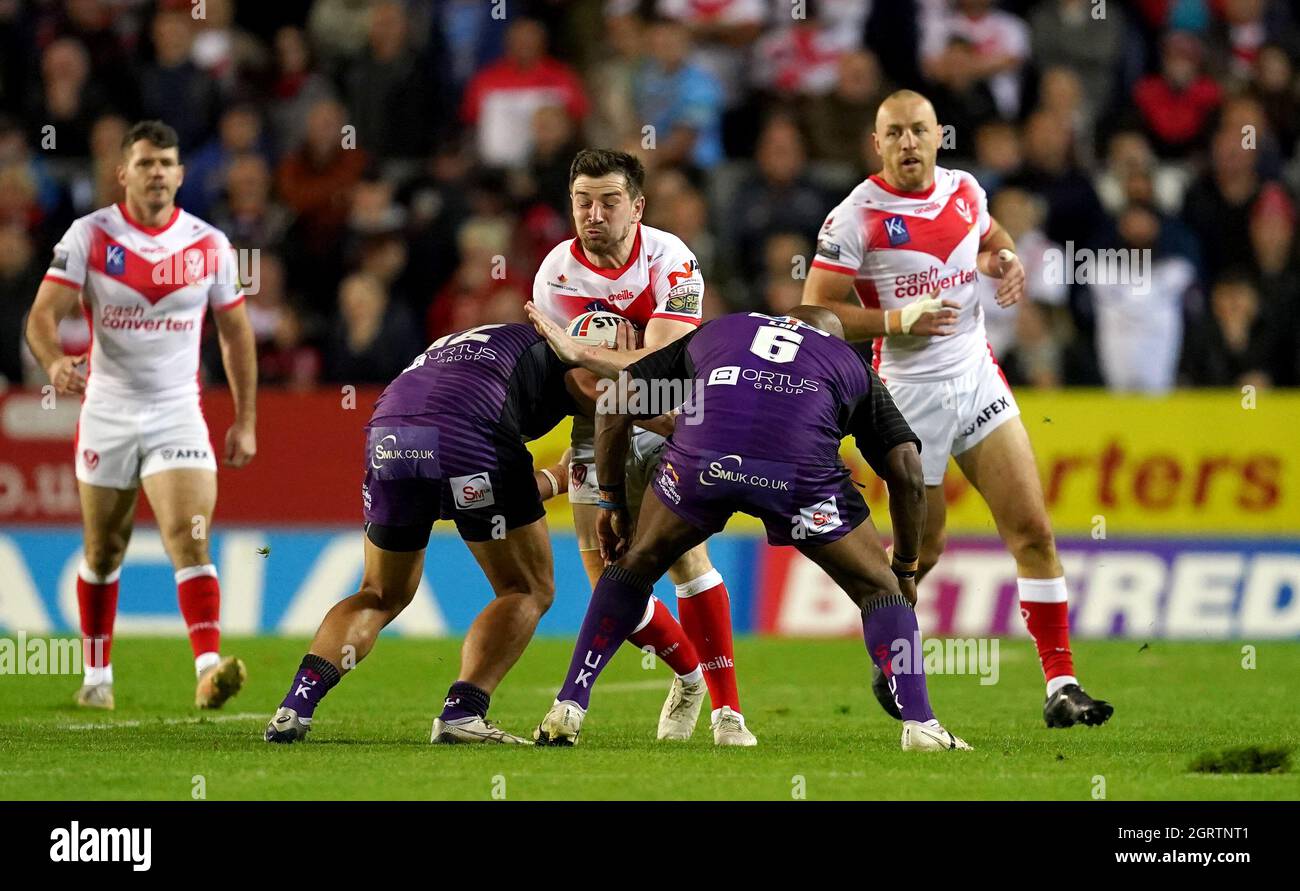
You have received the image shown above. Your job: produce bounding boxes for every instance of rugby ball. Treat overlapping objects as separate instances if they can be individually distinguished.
[566,311,635,347]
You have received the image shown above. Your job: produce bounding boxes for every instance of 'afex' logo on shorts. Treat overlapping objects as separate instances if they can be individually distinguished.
[451,473,494,510]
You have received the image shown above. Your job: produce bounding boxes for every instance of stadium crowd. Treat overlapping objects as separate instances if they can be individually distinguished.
[0,0,1298,393]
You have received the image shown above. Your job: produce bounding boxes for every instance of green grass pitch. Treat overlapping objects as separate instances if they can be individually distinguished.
[1,636,1296,800]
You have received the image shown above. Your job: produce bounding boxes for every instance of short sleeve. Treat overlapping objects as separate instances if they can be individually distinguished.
[812,200,864,276]
[847,366,922,477]
[210,233,245,312]
[44,218,90,290]
[970,172,992,239]
[624,328,698,397]
[651,240,704,326]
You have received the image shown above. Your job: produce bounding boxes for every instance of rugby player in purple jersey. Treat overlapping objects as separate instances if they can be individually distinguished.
[526,304,972,750]
[265,322,606,745]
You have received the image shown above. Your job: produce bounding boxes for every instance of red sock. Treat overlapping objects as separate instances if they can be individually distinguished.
[76,562,120,668]
[677,571,740,712]
[1018,578,1076,684]
[627,597,700,677]
[176,565,222,659]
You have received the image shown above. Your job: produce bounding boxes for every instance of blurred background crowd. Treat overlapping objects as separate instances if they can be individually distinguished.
[0,0,1297,393]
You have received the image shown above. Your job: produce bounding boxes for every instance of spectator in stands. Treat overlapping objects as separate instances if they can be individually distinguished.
[267,26,335,159]
[584,12,644,150]
[139,8,220,152]
[1007,110,1110,250]
[306,0,375,67]
[1181,269,1278,388]
[276,96,368,246]
[633,18,724,171]
[344,0,446,161]
[0,115,65,225]
[728,115,827,290]
[0,224,40,385]
[27,37,105,159]
[752,0,855,98]
[979,187,1068,363]
[460,18,588,169]
[1094,129,1189,217]
[46,0,139,115]
[427,217,520,339]
[1037,66,1094,167]
[1247,183,1300,384]
[922,0,1030,119]
[1132,31,1222,158]
[926,35,1001,159]
[653,0,766,106]
[1253,43,1297,161]
[758,231,812,315]
[189,0,270,98]
[524,104,582,220]
[211,152,293,253]
[179,105,270,220]
[970,119,1022,195]
[1029,0,1129,120]
[802,50,888,168]
[1091,203,1199,394]
[324,273,422,384]
[1182,125,1282,282]
[67,113,127,215]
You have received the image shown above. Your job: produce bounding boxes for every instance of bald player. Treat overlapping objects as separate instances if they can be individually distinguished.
[802,90,1112,728]
[528,305,971,751]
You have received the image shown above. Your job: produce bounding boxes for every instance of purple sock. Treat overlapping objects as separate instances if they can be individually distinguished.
[862,596,936,723]
[279,653,341,719]
[440,681,489,721]
[556,565,654,710]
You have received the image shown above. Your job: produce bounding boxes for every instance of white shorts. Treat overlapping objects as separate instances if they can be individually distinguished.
[568,414,665,511]
[75,395,217,489]
[884,356,1020,486]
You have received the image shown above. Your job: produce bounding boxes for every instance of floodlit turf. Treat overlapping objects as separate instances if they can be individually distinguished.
[1,636,1296,801]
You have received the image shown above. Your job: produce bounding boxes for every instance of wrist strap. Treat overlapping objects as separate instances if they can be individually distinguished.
[596,499,625,511]
[540,468,560,499]
[884,310,895,336]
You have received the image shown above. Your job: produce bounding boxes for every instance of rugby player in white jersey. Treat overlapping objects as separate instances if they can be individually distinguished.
[802,92,1112,728]
[25,121,257,711]
[531,149,754,746]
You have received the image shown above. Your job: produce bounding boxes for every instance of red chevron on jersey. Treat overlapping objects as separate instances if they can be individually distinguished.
[864,177,981,264]
[532,223,705,330]
[88,227,224,306]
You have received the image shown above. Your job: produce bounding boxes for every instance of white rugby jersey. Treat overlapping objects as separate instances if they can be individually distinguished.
[813,166,994,382]
[532,223,704,330]
[44,204,244,402]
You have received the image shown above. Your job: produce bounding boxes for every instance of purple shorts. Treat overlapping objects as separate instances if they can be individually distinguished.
[650,442,870,547]
[362,420,544,547]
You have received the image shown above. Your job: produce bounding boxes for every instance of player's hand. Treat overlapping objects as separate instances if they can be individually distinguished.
[991,249,1025,308]
[611,318,637,351]
[901,288,961,337]
[46,354,87,396]
[895,574,918,607]
[596,506,631,564]
[224,420,256,468]
[525,301,587,365]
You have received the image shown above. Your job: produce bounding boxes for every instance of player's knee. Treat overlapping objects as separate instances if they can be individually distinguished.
[1005,517,1056,566]
[526,579,555,616]
[918,530,947,576]
[83,543,125,578]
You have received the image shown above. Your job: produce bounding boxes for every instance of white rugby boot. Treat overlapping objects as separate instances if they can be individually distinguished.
[901,720,973,751]
[534,700,585,746]
[711,706,757,747]
[657,674,707,740]
[265,706,311,743]
[431,714,530,744]
[74,683,115,710]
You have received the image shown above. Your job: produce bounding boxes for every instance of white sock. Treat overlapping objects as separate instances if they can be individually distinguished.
[195,651,220,677]
[1046,675,1079,698]
[674,568,723,599]
[84,663,113,686]
[679,666,703,684]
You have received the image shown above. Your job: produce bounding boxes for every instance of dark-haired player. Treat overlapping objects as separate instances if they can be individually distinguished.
[527,304,971,751]
[532,148,754,745]
[264,322,596,744]
[26,120,256,711]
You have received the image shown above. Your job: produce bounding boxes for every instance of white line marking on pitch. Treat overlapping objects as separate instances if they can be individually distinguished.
[61,712,264,731]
